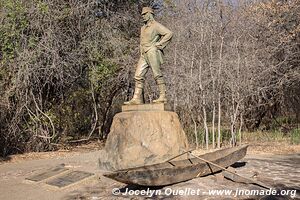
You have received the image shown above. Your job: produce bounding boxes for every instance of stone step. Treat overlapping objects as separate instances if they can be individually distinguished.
[122,103,172,112]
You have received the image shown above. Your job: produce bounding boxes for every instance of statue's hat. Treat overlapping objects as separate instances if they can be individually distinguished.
[142,7,154,15]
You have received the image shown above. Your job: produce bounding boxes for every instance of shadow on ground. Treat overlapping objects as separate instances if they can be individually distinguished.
[0,156,11,163]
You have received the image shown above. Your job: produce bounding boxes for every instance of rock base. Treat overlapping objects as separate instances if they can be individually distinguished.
[99,111,189,171]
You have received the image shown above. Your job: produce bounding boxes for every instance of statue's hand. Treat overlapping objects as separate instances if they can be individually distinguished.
[155,43,162,50]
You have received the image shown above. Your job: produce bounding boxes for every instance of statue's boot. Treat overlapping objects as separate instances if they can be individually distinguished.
[153,83,167,104]
[124,84,144,105]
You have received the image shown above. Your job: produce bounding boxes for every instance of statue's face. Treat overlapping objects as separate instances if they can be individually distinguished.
[142,12,151,22]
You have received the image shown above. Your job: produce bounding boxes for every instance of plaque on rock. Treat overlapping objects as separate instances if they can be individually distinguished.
[46,171,94,188]
[26,164,68,182]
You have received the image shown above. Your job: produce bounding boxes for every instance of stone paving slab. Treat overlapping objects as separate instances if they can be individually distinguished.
[46,171,94,188]
[26,164,68,182]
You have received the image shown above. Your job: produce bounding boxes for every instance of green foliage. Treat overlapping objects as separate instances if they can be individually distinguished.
[51,89,94,140]
[36,0,49,14]
[274,116,296,126]
[185,127,202,146]
[267,116,298,134]
[89,62,117,88]
[28,36,39,49]
[88,49,118,91]
[291,128,300,145]
[0,0,28,63]
[187,127,232,147]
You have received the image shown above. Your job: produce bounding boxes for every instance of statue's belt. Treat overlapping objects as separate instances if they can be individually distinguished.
[141,45,160,54]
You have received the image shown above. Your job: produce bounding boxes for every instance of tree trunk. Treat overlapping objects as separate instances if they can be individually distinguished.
[217,33,224,148]
[239,113,243,146]
[203,102,209,150]
[212,102,215,149]
[217,92,221,148]
[192,115,199,149]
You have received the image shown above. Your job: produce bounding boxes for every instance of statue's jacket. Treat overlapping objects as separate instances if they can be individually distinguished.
[140,20,173,64]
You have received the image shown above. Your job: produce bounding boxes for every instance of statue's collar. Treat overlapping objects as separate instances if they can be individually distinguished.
[144,20,155,28]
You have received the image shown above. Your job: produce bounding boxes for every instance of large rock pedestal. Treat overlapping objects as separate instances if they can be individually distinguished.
[99,105,189,171]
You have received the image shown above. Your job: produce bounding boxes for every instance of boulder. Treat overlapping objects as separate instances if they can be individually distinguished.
[99,111,189,170]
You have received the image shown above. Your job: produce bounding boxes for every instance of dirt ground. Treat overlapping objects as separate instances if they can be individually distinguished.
[0,142,299,200]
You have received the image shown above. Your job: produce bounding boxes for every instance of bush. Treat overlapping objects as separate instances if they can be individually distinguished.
[0,0,153,156]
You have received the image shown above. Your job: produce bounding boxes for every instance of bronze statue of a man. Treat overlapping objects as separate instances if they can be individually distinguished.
[124,7,173,105]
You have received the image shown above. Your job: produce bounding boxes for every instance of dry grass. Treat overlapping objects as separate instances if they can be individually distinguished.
[247,141,300,155]
[191,131,300,156]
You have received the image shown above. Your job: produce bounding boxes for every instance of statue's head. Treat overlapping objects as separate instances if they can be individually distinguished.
[141,7,154,23]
